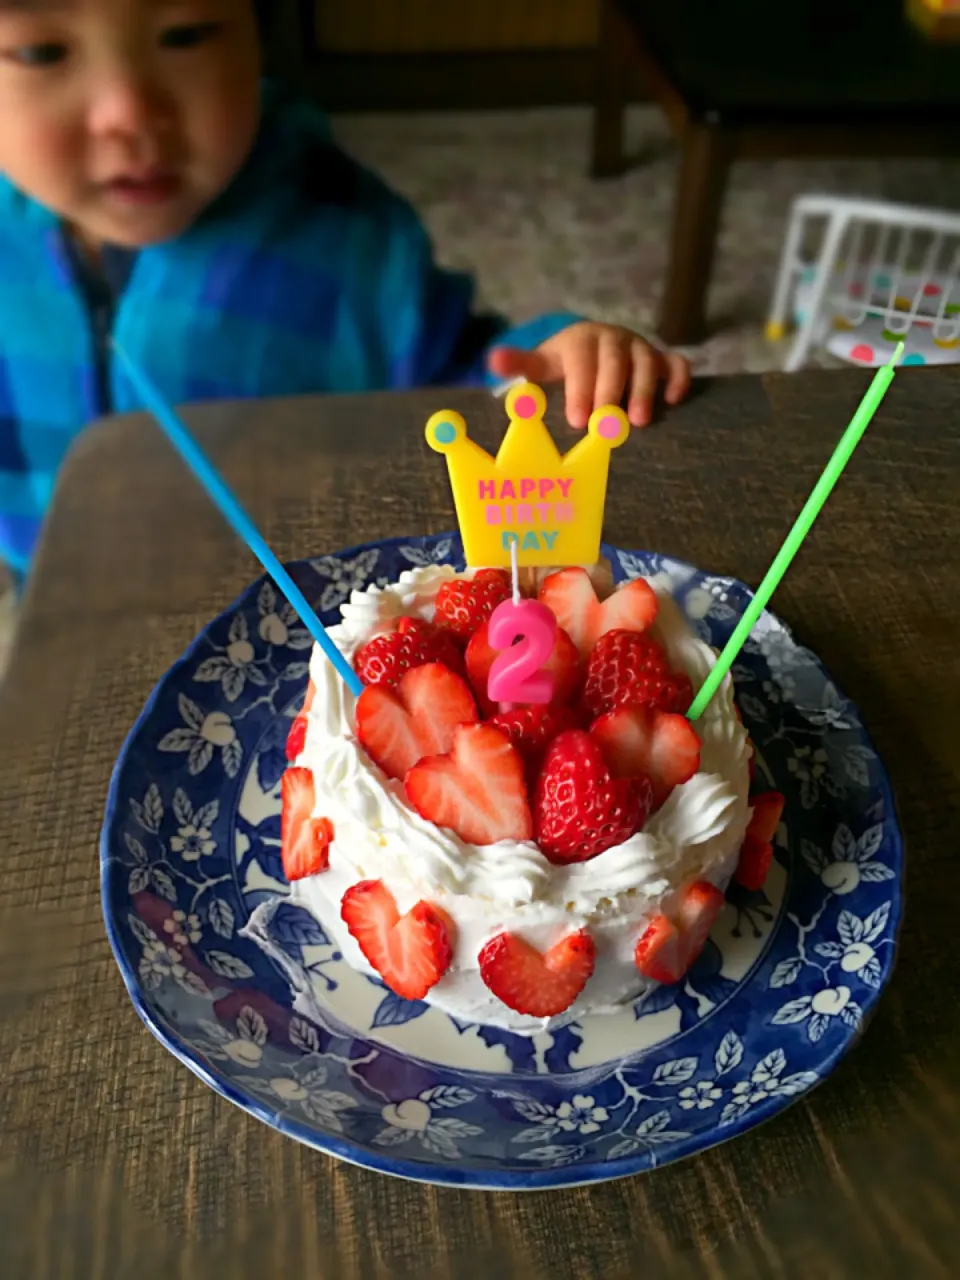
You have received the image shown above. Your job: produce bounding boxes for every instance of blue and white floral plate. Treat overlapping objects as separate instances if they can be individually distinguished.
[100,535,903,1189]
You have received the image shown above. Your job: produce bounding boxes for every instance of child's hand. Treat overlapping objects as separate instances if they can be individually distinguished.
[488,321,691,429]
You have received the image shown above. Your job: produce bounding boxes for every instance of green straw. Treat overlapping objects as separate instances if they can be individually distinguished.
[687,342,904,722]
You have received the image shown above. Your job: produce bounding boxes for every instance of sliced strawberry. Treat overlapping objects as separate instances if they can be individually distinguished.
[580,629,691,720]
[538,567,658,660]
[634,880,724,983]
[465,620,581,716]
[340,879,452,1000]
[746,791,784,844]
[353,616,464,689]
[285,712,308,762]
[478,928,595,1017]
[633,915,684,984]
[590,706,701,809]
[734,792,783,889]
[489,703,579,783]
[281,768,334,880]
[355,662,478,781]
[735,834,773,892]
[286,678,318,761]
[405,722,533,845]
[434,569,512,642]
[679,880,725,955]
[535,729,652,864]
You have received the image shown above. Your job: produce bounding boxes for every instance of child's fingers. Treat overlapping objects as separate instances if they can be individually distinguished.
[663,351,692,405]
[627,341,659,427]
[562,331,599,429]
[593,329,632,412]
[487,345,551,383]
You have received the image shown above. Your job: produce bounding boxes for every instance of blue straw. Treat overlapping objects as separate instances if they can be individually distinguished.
[113,343,364,698]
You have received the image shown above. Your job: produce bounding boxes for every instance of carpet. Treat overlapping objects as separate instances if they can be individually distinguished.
[333,105,960,374]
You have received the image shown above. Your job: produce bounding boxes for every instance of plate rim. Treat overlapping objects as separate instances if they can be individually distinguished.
[99,536,905,1190]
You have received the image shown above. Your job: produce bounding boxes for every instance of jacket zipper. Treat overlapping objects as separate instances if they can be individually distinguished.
[92,292,115,416]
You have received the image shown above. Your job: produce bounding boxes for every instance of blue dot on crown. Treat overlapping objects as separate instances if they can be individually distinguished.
[433,421,457,444]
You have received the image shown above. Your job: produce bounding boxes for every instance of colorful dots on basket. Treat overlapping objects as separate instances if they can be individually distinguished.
[833,316,855,331]
[850,343,875,363]
[933,334,960,350]
[923,282,942,298]
[895,296,912,311]
[902,353,926,366]
[881,328,908,343]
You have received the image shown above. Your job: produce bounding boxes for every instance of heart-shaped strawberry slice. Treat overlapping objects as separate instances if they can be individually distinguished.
[634,880,724,983]
[281,767,334,880]
[539,567,658,660]
[355,662,478,780]
[590,705,701,809]
[534,729,652,863]
[478,928,595,1017]
[341,879,453,1000]
[405,722,533,845]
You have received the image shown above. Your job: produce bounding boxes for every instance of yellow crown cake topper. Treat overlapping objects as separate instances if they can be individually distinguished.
[425,381,629,567]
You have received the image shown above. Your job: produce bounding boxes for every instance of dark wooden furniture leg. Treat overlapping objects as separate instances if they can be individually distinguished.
[591,0,630,177]
[264,0,313,92]
[660,121,733,346]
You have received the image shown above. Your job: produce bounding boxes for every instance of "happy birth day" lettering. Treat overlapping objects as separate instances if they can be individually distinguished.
[478,477,575,552]
[479,478,572,501]
[479,477,574,525]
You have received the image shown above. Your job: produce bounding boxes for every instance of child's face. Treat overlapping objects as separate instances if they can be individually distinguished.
[0,0,261,248]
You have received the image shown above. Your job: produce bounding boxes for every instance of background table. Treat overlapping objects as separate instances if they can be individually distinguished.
[1,370,958,1278]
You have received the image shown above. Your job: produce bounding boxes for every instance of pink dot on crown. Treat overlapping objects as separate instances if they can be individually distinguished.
[597,414,622,439]
[514,394,537,419]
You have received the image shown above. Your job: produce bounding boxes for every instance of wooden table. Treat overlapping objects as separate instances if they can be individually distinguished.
[2,370,958,1278]
[593,0,960,345]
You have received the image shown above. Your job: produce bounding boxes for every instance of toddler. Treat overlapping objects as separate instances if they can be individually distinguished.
[0,0,691,579]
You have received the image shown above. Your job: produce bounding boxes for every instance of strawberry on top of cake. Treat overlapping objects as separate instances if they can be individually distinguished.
[278,562,768,1034]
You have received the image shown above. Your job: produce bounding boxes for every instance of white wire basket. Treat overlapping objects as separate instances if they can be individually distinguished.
[767,195,960,371]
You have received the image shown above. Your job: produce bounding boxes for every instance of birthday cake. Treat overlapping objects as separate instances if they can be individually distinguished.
[274,385,781,1034]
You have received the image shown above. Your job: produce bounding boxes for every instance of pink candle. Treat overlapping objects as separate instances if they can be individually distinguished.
[487,598,557,705]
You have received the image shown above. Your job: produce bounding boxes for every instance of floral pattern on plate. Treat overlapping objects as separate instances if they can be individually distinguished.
[101,535,902,1189]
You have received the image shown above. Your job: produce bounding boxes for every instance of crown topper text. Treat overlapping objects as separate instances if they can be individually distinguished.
[426,382,629,567]
[480,474,574,554]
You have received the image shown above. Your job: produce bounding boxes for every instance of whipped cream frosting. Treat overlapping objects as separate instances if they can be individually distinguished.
[288,565,752,1034]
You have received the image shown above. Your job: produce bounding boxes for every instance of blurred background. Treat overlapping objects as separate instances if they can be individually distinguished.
[258,0,960,375]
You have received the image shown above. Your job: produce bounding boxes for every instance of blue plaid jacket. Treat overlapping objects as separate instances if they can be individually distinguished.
[0,85,576,577]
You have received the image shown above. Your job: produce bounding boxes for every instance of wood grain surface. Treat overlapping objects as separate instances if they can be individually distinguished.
[1,371,958,1279]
